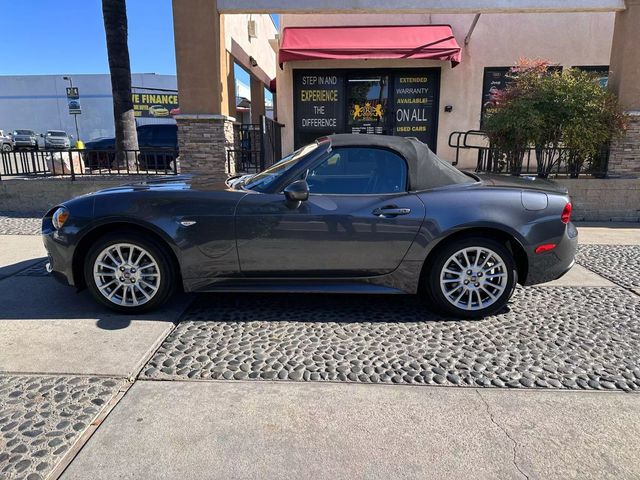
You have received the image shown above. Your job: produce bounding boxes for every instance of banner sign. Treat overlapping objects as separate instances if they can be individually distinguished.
[66,87,81,114]
[293,72,345,133]
[480,68,510,126]
[66,87,79,99]
[132,93,179,118]
[392,73,437,146]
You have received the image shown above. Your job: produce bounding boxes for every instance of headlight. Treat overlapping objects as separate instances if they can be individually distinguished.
[52,207,69,230]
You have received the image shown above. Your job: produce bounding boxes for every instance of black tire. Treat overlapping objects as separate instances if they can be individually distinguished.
[424,236,517,319]
[1,143,11,152]
[84,232,176,313]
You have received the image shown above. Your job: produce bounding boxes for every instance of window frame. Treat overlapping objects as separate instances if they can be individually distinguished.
[304,146,410,197]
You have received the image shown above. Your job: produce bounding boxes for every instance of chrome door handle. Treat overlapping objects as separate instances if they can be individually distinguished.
[372,207,411,217]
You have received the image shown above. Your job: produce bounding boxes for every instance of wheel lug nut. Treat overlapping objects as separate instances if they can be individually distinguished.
[478,272,483,277]
[130,278,136,283]
[475,282,480,287]
[120,267,125,272]
[464,280,469,285]
[131,268,136,273]
[119,277,124,282]
[467,270,472,275]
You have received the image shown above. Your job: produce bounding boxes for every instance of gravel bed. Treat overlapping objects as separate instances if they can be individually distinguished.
[0,214,41,236]
[577,244,640,289]
[0,375,122,480]
[142,287,640,391]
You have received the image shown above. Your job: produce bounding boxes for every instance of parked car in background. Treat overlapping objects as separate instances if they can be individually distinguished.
[83,124,177,170]
[149,105,170,117]
[44,130,72,150]
[0,130,13,152]
[12,129,39,150]
[43,134,577,317]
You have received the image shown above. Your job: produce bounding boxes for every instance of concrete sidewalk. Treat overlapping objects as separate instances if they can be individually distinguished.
[62,381,640,480]
[0,225,638,480]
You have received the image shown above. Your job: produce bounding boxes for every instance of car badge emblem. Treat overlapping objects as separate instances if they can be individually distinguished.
[179,220,197,227]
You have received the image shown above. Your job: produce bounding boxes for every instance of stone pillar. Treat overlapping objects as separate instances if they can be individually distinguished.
[172,0,234,176]
[250,76,266,123]
[175,115,236,176]
[607,0,640,177]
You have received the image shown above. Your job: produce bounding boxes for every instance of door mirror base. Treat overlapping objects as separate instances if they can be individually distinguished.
[283,179,310,206]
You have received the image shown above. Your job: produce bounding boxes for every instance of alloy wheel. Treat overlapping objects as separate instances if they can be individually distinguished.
[93,243,161,307]
[439,246,508,312]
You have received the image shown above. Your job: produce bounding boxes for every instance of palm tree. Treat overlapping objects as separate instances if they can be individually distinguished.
[102,0,138,169]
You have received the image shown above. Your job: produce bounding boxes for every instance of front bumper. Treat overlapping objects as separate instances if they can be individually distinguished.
[42,223,76,287]
[523,222,578,285]
[14,141,36,147]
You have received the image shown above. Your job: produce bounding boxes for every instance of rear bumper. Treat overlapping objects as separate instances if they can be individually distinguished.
[523,222,578,286]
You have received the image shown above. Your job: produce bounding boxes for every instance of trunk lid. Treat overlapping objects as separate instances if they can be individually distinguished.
[476,173,568,195]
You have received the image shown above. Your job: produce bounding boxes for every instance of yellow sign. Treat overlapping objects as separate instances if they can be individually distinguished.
[132,93,179,118]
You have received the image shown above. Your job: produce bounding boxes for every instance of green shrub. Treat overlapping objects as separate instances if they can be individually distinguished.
[484,58,626,177]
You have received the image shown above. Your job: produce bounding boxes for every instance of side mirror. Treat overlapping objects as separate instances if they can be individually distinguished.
[283,179,309,203]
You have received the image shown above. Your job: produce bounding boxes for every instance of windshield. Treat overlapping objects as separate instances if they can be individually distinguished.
[242,142,320,191]
[14,130,33,135]
[47,131,67,137]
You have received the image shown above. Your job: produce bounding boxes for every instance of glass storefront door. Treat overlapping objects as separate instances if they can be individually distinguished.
[346,75,390,136]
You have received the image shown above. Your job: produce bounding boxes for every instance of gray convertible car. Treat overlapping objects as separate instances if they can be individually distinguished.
[43,134,577,318]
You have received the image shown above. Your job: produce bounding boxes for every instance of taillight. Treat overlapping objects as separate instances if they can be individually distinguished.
[561,202,572,224]
[535,243,557,254]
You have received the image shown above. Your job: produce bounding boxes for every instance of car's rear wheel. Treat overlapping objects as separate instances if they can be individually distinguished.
[84,232,176,313]
[1,143,11,152]
[425,237,517,319]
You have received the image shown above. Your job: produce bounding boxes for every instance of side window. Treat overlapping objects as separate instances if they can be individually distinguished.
[307,147,407,195]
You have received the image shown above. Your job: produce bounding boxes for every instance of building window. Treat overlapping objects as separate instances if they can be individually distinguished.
[293,69,440,152]
[574,65,609,88]
[480,65,563,128]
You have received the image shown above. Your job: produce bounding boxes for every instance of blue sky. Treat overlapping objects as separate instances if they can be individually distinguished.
[0,1,279,78]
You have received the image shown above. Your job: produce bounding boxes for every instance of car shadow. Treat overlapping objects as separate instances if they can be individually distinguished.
[0,259,193,329]
[185,291,511,323]
[0,260,510,328]
[0,257,47,280]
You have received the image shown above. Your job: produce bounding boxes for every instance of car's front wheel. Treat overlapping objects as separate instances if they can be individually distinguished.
[425,237,517,319]
[84,232,176,313]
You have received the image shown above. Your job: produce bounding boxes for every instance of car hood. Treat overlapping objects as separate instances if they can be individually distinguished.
[476,173,568,195]
[91,175,233,196]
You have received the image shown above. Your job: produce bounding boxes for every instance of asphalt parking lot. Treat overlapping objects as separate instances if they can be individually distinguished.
[0,213,639,480]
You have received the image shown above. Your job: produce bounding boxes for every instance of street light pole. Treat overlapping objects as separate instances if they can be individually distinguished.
[63,76,80,147]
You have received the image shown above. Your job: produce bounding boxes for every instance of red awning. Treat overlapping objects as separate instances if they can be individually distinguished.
[279,25,462,67]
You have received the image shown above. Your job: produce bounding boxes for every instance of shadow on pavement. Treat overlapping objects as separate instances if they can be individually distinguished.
[0,260,193,329]
[0,256,46,280]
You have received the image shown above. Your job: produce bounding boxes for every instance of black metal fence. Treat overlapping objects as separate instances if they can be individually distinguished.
[227,116,284,175]
[448,130,609,178]
[0,148,179,180]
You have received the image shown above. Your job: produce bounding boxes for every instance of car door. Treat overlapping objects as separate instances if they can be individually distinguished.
[235,146,426,276]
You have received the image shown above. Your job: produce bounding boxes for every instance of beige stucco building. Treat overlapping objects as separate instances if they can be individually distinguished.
[171,0,639,187]
[275,12,616,169]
